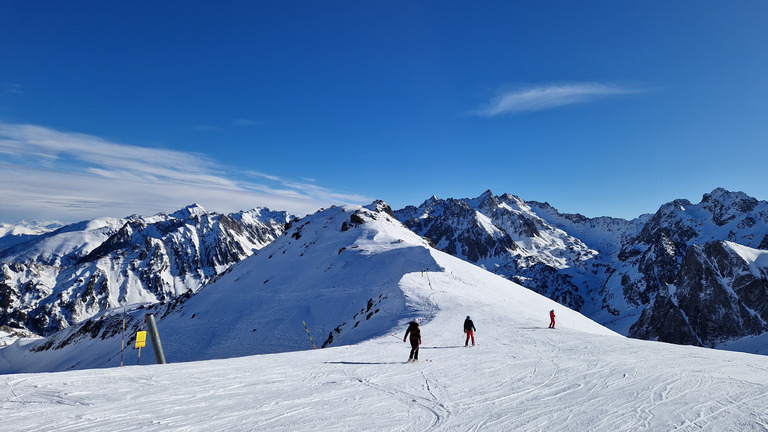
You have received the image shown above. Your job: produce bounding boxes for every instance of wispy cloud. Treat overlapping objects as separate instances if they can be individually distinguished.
[474,82,645,116]
[232,118,260,127]
[2,83,25,94]
[193,118,261,131]
[192,124,223,131]
[0,123,371,222]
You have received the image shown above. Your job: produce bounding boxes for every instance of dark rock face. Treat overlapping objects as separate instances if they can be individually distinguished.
[701,188,759,226]
[0,205,292,336]
[630,294,699,346]
[401,197,520,264]
[630,241,768,347]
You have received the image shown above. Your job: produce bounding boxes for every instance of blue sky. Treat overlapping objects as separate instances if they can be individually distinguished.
[1,1,767,223]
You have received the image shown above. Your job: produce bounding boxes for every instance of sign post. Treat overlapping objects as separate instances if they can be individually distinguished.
[135,330,147,365]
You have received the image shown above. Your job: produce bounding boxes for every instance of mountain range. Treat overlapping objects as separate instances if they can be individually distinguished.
[3,201,766,431]
[1,188,766,361]
[0,201,615,373]
[394,188,768,351]
[0,204,291,336]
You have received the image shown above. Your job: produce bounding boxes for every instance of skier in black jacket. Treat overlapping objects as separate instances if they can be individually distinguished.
[464,316,476,346]
[403,319,421,362]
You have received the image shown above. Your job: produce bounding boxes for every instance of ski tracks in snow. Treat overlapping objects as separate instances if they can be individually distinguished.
[338,358,452,431]
[3,329,768,431]
[4,303,768,431]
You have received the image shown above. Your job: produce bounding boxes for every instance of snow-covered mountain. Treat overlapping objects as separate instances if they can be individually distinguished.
[395,191,614,312]
[0,220,64,252]
[2,201,767,431]
[0,201,613,373]
[394,188,768,353]
[0,204,292,336]
[2,187,766,359]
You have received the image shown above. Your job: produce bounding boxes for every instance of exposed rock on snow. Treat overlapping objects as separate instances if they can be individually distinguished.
[0,205,292,336]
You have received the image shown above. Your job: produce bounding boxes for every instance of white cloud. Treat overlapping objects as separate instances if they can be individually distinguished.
[232,118,260,127]
[474,82,644,116]
[0,123,371,223]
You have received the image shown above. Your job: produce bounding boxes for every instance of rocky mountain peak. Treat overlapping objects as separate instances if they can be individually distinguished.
[170,203,208,219]
[364,200,396,218]
[478,189,495,202]
[702,187,754,205]
[700,188,759,226]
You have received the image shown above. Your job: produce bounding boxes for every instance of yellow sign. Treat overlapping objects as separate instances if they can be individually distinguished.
[135,331,147,348]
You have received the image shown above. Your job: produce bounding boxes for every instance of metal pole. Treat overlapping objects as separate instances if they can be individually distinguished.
[145,313,167,364]
[120,307,125,367]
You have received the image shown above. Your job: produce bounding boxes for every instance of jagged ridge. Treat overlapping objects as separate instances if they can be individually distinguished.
[0,204,292,336]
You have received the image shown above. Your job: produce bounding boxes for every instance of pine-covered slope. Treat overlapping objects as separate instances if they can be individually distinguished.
[0,204,291,336]
[395,188,768,352]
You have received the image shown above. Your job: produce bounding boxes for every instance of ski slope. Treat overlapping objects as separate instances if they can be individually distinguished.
[2,302,767,431]
[2,203,767,430]
[3,255,768,430]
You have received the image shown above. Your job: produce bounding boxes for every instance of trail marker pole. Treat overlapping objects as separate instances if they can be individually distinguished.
[303,321,316,349]
[120,307,126,367]
[135,314,147,365]
[422,266,433,289]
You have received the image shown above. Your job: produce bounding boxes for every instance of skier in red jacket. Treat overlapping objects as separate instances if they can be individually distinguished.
[549,309,556,328]
[464,316,476,346]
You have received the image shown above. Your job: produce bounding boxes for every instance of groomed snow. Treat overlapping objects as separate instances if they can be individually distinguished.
[2,266,767,430]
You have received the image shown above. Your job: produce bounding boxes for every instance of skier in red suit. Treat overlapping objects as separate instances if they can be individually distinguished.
[549,309,556,328]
